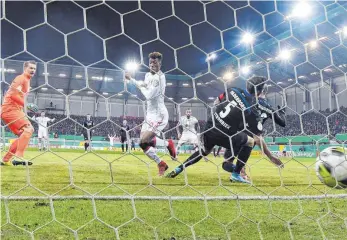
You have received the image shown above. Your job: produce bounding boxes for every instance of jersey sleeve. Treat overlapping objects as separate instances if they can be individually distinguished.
[9,76,25,107]
[258,99,286,127]
[138,73,162,100]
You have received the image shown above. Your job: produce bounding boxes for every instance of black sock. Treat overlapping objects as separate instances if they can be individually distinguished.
[126,144,128,152]
[176,150,203,172]
[121,143,124,152]
[234,146,252,173]
[222,161,235,173]
[84,143,88,151]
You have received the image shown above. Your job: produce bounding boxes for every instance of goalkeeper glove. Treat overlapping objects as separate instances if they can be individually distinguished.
[27,103,39,113]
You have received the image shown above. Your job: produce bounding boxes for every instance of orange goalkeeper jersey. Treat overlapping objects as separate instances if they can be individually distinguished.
[2,73,31,112]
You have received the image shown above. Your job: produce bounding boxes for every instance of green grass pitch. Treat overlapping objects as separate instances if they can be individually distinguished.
[1,149,346,239]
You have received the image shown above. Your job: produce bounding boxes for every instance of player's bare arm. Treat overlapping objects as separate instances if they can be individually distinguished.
[253,135,284,168]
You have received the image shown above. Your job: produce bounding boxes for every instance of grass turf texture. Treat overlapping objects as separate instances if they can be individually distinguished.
[1,149,347,239]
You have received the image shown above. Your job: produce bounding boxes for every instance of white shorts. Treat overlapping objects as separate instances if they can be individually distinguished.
[178,132,199,145]
[38,128,48,138]
[141,112,169,136]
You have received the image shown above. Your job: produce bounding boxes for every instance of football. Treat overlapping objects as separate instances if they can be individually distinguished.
[316,147,347,189]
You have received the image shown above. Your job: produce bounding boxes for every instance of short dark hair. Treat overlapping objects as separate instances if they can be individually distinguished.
[23,60,37,68]
[149,52,162,61]
[246,76,267,95]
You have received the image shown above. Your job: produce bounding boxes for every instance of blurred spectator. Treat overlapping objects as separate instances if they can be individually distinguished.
[4,106,347,139]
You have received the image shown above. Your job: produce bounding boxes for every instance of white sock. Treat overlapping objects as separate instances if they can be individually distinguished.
[155,137,169,147]
[145,147,161,164]
[43,139,47,149]
[38,139,42,149]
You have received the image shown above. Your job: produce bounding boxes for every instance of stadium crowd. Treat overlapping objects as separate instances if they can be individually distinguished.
[5,106,346,139]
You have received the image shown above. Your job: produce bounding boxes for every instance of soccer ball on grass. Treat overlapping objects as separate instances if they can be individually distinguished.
[316,147,347,189]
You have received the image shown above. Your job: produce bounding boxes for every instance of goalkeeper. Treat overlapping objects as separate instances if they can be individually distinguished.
[1,61,39,166]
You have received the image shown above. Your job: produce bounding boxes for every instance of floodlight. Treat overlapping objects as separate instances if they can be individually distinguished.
[241,32,255,44]
[125,62,138,71]
[241,66,250,75]
[279,49,291,60]
[223,72,233,80]
[291,1,312,18]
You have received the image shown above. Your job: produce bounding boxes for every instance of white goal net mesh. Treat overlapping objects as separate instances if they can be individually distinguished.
[1,0,347,239]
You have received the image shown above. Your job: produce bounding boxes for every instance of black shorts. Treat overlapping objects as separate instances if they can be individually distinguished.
[83,131,92,141]
[202,121,248,155]
[120,136,127,143]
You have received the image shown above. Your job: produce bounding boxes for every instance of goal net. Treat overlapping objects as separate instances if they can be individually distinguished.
[1,0,347,239]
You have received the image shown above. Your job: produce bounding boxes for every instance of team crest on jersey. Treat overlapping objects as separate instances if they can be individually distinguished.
[151,79,159,87]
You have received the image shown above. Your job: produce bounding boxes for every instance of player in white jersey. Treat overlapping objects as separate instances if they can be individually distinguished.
[176,109,200,155]
[32,112,55,151]
[125,52,176,176]
[108,133,116,150]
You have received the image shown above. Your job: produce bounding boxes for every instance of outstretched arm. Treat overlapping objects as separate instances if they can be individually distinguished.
[253,135,283,168]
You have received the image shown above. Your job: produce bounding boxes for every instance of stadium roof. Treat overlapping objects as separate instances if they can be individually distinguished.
[1,1,347,103]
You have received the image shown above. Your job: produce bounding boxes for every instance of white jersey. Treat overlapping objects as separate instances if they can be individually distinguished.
[33,116,52,129]
[180,116,198,134]
[130,71,167,115]
[109,136,115,144]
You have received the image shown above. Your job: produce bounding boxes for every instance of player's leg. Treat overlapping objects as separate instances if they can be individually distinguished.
[151,134,176,158]
[146,117,176,159]
[2,139,19,163]
[83,131,89,152]
[176,135,185,156]
[166,131,215,178]
[1,111,33,166]
[88,131,92,151]
[125,141,128,152]
[38,138,42,151]
[139,130,168,176]
[222,148,238,173]
[230,133,254,184]
[42,129,48,150]
[120,137,124,152]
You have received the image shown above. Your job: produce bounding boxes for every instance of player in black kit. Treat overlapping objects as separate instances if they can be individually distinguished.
[120,119,130,153]
[167,76,286,184]
[83,114,94,152]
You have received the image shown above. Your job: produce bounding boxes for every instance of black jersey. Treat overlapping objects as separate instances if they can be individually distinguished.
[120,125,130,138]
[256,98,286,128]
[213,87,270,136]
[83,120,94,129]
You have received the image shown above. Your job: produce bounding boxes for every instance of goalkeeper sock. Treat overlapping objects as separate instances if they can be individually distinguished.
[145,147,161,164]
[234,146,252,174]
[121,143,124,152]
[3,139,19,162]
